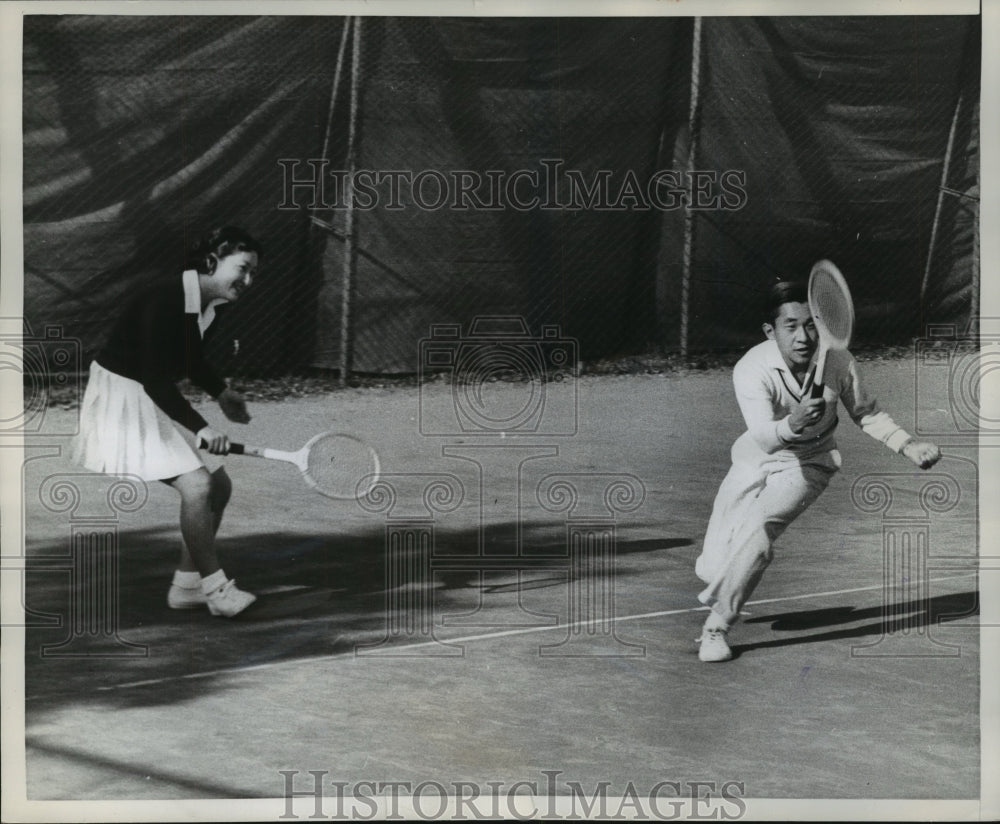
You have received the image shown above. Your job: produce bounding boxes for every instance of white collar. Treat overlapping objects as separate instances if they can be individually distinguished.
[182,270,226,337]
[763,338,790,373]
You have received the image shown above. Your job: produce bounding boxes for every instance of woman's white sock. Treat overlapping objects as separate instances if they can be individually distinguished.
[201,569,228,595]
[172,570,201,588]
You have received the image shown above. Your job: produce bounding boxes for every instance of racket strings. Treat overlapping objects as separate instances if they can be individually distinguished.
[811,272,854,344]
[304,434,380,500]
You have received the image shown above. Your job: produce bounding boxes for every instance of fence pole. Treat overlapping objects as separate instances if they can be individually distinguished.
[970,185,979,336]
[339,17,363,387]
[299,18,352,371]
[319,18,352,172]
[680,17,704,362]
[920,89,964,315]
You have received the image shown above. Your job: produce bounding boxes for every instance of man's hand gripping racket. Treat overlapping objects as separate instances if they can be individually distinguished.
[200,432,381,500]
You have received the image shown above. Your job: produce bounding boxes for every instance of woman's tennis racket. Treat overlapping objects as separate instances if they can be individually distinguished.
[200,432,381,500]
[805,259,855,399]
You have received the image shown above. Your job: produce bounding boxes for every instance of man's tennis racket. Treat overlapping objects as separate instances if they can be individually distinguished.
[805,259,855,399]
[200,432,381,500]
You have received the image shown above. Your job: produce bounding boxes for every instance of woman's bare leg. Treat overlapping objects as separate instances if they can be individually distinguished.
[167,467,231,576]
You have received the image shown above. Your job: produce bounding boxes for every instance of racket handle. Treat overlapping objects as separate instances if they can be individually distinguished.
[808,349,828,399]
[197,439,246,455]
[802,363,817,395]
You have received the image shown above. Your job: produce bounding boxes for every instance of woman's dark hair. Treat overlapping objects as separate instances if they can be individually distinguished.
[187,226,263,274]
[765,280,808,323]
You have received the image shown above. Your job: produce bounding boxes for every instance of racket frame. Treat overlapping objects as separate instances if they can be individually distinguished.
[202,432,380,500]
[807,259,855,398]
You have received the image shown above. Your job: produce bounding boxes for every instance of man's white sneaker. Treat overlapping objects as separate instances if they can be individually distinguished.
[697,627,733,662]
[167,585,207,610]
[206,579,257,617]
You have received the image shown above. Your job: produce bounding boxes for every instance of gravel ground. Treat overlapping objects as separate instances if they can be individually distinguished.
[37,344,919,409]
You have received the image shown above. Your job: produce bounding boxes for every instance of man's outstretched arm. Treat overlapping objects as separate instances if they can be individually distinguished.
[839,355,941,471]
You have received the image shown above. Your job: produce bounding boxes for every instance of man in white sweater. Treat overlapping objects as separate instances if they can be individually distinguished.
[695,281,941,663]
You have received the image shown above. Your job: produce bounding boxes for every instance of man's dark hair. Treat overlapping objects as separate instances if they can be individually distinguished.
[765,281,809,324]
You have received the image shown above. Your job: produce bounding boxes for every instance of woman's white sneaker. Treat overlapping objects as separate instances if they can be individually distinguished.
[167,584,207,609]
[205,579,257,617]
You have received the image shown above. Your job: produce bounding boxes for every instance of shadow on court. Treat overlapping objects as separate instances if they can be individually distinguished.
[23,521,696,711]
[732,590,979,657]
[26,739,261,799]
[745,590,980,630]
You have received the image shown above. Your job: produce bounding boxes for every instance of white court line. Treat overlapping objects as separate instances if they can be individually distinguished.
[391,571,979,652]
[30,571,976,698]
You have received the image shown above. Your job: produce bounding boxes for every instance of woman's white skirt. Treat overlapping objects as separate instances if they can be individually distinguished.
[71,361,205,481]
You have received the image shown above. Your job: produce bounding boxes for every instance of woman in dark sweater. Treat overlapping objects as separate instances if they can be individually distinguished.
[72,226,260,617]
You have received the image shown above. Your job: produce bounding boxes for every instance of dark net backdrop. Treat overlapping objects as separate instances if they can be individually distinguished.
[22,16,342,375]
[673,16,979,350]
[22,15,979,377]
[310,17,690,373]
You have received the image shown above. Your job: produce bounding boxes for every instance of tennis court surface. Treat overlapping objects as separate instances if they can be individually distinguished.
[17,356,983,807]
